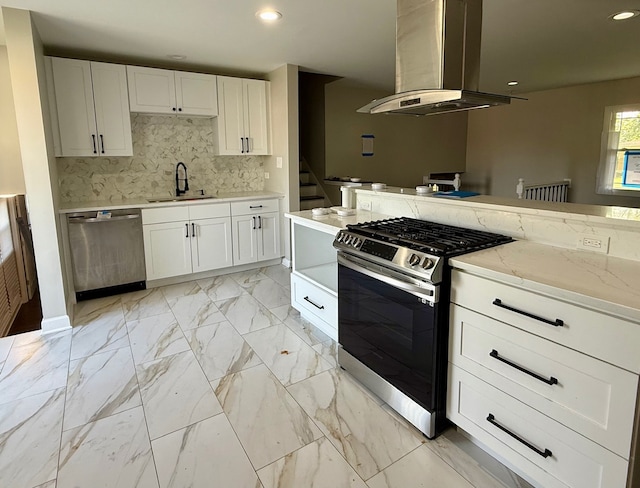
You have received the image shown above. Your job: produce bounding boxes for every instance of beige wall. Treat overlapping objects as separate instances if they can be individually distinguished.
[266,64,299,262]
[324,80,468,200]
[466,76,640,207]
[3,7,70,331]
[0,46,26,195]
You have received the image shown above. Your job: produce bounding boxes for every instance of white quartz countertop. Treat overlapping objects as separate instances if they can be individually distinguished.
[58,191,284,214]
[285,209,392,234]
[450,239,640,323]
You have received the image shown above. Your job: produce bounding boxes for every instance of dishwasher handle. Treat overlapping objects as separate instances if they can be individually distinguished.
[68,214,141,224]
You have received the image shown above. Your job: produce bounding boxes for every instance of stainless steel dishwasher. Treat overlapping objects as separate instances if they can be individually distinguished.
[68,208,146,300]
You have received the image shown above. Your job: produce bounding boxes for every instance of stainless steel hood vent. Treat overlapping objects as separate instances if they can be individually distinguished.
[358,0,511,116]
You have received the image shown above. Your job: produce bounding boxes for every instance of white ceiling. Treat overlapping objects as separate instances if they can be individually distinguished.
[1,0,639,94]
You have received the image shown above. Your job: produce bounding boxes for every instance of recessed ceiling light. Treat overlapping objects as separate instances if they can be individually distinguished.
[167,54,187,60]
[256,9,282,22]
[507,81,519,86]
[611,10,639,21]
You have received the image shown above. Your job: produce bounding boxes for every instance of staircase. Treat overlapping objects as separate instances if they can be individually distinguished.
[299,161,329,210]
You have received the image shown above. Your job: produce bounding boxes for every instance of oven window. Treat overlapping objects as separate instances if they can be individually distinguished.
[338,264,438,409]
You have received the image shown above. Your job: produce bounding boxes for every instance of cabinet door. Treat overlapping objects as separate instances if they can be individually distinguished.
[91,62,133,156]
[243,79,270,155]
[231,215,258,265]
[191,217,233,273]
[257,212,280,261]
[175,72,218,116]
[216,76,244,155]
[51,57,98,156]
[127,66,177,114]
[143,222,192,280]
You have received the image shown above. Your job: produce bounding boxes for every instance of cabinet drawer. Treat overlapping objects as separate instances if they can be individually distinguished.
[188,202,231,220]
[450,305,638,458]
[447,365,628,488]
[142,206,189,224]
[451,270,640,373]
[231,199,279,216]
[291,274,337,331]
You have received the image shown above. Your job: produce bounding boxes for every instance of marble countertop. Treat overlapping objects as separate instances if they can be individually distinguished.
[58,191,284,214]
[285,209,392,235]
[450,239,640,323]
[356,187,640,229]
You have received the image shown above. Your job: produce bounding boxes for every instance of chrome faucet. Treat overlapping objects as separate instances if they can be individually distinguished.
[175,162,189,196]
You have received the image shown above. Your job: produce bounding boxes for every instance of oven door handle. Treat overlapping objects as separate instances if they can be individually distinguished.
[338,253,438,304]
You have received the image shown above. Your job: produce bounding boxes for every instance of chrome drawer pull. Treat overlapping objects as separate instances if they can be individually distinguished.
[490,349,558,385]
[303,296,324,310]
[487,414,553,459]
[492,298,564,327]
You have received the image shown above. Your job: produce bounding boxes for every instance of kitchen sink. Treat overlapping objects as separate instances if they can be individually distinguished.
[147,195,217,203]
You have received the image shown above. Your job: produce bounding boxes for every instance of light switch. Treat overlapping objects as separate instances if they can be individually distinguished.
[265,172,270,179]
[276,157,283,168]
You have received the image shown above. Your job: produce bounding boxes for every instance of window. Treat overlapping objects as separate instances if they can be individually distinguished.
[597,104,640,195]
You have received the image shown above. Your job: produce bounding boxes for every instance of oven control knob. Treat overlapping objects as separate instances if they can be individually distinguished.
[353,238,361,247]
[421,258,434,269]
[345,235,353,245]
[408,254,421,266]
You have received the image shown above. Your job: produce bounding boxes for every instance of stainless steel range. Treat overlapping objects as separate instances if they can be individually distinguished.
[333,217,512,438]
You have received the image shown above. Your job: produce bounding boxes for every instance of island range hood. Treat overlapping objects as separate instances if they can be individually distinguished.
[358,0,511,116]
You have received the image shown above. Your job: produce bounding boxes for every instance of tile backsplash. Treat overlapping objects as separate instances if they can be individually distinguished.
[57,114,266,203]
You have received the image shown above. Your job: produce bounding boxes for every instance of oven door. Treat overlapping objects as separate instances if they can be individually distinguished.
[337,252,440,411]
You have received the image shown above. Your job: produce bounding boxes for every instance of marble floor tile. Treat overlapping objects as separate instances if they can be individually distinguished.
[0,361,4,375]
[367,444,474,488]
[64,347,141,431]
[257,437,367,488]
[230,268,270,286]
[152,414,260,488]
[167,290,226,330]
[215,294,281,335]
[34,481,57,488]
[70,298,129,361]
[186,321,262,381]
[159,280,201,301]
[127,312,190,365]
[213,364,322,469]
[243,277,291,309]
[197,274,246,302]
[271,305,331,346]
[0,388,65,488]
[136,350,222,439]
[287,369,423,480]
[312,340,339,368]
[243,323,332,386]
[0,334,15,363]
[121,288,171,322]
[0,330,71,404]
[262,264,291,289]
[57,407,158,488]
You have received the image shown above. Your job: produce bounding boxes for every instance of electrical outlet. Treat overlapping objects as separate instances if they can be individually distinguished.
[577,234,609,254]
[360,201,372,211]
[276,157,283,168]
[264,172,270,179]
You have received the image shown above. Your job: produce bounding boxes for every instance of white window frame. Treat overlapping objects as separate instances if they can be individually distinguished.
[596,104,640,196]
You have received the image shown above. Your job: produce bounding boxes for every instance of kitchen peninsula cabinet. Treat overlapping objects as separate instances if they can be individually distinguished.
[216,76,270,155]
[126,66,218,116]
[48,57,132,157]
[142,203,232,281]
[231,199,280,265]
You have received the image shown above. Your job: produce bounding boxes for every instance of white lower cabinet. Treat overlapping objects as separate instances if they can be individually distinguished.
[291,273,337,340]
[231,199,281,265]
[448,269,640,488]
[142,203,232,281]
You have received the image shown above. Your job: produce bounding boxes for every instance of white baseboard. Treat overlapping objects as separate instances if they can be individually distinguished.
[41,314,71,333]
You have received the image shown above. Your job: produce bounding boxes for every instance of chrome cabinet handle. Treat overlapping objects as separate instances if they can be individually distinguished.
[185,223,189,238]
[492,298,564,327]
[191,222,195,237]
[100,134,105,153]
[486,414,552,459]
[91,134,97,154]
[490,349,558,385]
[303,296,324,310]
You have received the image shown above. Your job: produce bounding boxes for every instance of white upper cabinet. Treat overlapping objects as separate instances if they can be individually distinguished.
[127,66,218,116]
[216,76,271,155]
[49,57,132,157]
